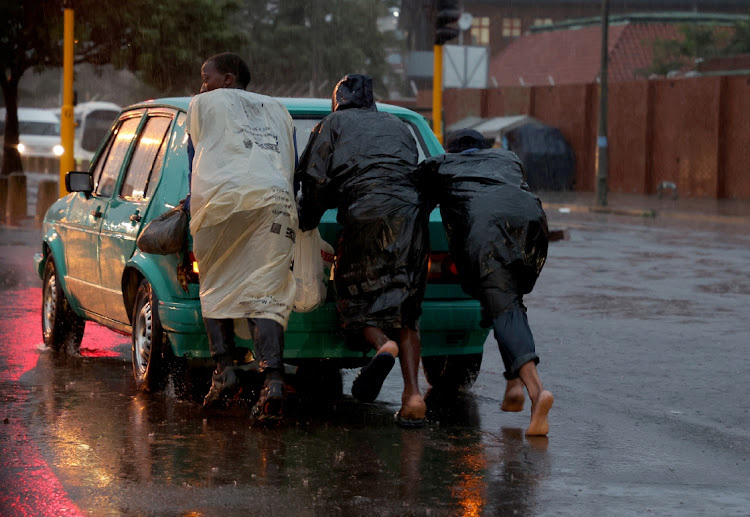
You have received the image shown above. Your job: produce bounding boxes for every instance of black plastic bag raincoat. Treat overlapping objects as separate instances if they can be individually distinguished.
[418,148,548,296]
[295,75,429,331]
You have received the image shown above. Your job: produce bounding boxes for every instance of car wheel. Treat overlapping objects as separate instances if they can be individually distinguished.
[42,256,85,352]
[422,353,483,392]
[293,361,343,405]
[131,279,166,392]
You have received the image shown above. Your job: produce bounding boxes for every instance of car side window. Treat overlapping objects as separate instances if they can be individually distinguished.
[120,116,172,202]
[94,116,141,198]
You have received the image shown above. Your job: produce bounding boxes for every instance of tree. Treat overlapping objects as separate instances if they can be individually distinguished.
[639,13,750,78]
[237,0,400,98]
[0,0,244,175]
[1,0,399,175]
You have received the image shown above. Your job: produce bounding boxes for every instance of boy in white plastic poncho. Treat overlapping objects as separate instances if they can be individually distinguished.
[187,53,297,421]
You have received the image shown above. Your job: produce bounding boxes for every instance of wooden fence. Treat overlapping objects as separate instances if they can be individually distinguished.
[432,75,750,200]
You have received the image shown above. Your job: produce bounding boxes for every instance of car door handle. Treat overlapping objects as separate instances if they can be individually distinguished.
[91,206,103,218]
[129,211,142,223]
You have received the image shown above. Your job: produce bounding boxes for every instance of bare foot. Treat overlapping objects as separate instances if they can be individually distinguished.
[525,390,554,436]
[378,340,399,358]
[399,393,427,421]
[501,380,525,412]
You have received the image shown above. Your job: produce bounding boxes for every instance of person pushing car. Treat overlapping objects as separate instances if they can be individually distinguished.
[294,74,430,427]
[187,52,297,422]
[418,129,554,436]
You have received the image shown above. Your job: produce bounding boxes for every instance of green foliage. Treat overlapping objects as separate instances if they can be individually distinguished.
[74,0,246,94]
[727,10,750,54]
[0,0,245,99]
[238,0,400,97]
[640,14,749,77]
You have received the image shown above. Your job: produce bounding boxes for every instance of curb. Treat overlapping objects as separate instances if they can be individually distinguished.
[544,202,750,225]
[548,228,568,241]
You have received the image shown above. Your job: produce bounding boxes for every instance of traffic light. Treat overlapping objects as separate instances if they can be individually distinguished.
[434,0,461,45]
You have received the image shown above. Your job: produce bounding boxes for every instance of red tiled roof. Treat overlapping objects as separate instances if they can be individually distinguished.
[489,22,681,86]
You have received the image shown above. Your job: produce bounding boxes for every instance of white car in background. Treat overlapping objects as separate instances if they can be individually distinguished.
[73,101,121,170]
[0,107,63,174]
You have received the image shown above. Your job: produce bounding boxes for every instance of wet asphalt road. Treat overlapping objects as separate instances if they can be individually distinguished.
[1,210,749,516]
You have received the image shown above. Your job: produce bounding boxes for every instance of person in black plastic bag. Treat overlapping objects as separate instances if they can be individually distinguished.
[295,74,429,428]
[418,129,554,436]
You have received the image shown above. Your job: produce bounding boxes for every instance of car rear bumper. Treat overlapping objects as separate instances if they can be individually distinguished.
[159,299,488,360]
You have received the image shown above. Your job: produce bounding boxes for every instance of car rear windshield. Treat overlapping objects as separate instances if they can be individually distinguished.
[293,117,428,162]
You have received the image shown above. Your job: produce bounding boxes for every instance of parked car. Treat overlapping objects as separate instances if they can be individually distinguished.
[72,101,122,171]
[34,97,488,394]
[0,107,63,174]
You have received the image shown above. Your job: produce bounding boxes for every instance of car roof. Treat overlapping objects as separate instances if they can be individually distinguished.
[128,96,420,118]
[74,101,122,115]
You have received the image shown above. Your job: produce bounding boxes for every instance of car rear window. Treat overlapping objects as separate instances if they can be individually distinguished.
[292,117,428,162]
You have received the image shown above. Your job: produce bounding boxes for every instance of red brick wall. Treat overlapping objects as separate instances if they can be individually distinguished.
[482,87,532,116]
[443,89,484,124]
[721,76,750,199]
[608,81,650,194]
[529,83,596,191]
[650,77,722,198]
[409,73,750,199]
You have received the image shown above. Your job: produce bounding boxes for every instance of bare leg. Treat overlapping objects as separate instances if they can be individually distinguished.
[351,326,399,403]
[397,328,426,421]
[363,326,399,358]
[501,378,525,412]
[518,361,554,436]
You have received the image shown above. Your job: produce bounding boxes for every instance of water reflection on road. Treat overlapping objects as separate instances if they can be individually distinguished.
[15,342,550,515]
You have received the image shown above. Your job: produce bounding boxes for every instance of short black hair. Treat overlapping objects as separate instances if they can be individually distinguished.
[206,52,251,89]
[445,129,490,153]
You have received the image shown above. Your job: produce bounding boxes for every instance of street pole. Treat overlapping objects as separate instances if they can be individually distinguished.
[432,44,444,145]
[60,1,75,197]
[595,0,609,207]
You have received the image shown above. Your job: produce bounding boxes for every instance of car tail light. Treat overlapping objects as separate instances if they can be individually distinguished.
[428,252,460,284]
[190,252,199,275]
[177,251,200,292]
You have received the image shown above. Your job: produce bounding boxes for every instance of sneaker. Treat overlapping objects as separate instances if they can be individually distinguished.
[202,366,239,409]
[252,379,285,422]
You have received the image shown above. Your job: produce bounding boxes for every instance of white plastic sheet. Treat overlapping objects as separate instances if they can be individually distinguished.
[187,89,298,327]
[292,229,335,313]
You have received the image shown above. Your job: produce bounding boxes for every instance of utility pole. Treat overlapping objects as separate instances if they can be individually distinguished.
[60,0,75,196]
[432,1,460,145]
[595,0,609,206]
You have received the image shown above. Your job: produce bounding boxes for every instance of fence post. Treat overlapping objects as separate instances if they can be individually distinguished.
[36,179,59,226]
[6,172,27,225]
[0,176,7,223]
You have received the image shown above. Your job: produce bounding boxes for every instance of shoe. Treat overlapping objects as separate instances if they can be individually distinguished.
[351,352,395,403]
[252,379,285,422]
[394,410,426,429]
[202,366,239,409]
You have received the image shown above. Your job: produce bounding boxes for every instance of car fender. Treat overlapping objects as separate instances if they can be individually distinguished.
[122,250,184,324]
[37,227,88,319]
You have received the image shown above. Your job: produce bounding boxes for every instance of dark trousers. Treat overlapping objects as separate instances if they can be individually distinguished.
[203,317,285,371]
[476,268,540,380]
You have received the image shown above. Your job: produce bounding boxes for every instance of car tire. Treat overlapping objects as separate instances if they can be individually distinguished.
[131,279,167,392]
[42,256,85,352]
[293,361,343,404]
[422,353,483,392]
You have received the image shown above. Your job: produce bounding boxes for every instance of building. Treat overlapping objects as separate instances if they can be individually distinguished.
[399,0,748,87]
[489,12,746,86]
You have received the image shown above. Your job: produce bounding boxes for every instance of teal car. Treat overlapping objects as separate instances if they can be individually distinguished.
[34,97,489,393]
